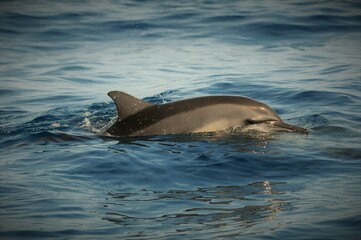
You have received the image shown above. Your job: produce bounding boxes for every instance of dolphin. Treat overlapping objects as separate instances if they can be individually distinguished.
[106,91,307,137]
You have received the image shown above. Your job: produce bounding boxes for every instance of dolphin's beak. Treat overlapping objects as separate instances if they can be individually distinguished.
[273,121,308,134]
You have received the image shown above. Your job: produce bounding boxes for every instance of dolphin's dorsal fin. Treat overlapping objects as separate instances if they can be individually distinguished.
[108,91,154,119]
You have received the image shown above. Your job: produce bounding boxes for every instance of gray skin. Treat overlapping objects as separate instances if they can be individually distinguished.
[106,91,307,137]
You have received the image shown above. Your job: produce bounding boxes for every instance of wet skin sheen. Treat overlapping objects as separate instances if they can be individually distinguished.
[106,91,308,137]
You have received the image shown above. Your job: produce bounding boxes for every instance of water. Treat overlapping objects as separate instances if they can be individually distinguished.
[1,0,360,239]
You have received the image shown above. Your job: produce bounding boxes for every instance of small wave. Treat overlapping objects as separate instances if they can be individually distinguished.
[284,90,356,105]
[101,20,156,32]
[1,131,97,148]
[320,64,353,75]
[0,88,26,96]
[0,102,115,141]
[58,65,92,72]
[206,15,248,23]
[0,27,18,35]
[143,89,182,104]
[296,114,329,130]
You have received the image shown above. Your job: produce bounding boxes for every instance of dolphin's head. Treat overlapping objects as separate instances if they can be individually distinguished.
[241,119,308,133]
[239,102,308,134]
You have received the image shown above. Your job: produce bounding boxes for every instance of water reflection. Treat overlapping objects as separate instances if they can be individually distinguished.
[108,132,276,156]
[102,182,289,238]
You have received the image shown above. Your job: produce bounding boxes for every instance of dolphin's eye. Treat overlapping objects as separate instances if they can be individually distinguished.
[245,119,258,125]
[245,119,276,125]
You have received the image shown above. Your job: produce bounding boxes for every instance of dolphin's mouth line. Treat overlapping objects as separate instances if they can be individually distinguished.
[272,122,308,134]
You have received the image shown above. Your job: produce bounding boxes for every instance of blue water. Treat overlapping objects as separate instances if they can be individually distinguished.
[1,0,361,239]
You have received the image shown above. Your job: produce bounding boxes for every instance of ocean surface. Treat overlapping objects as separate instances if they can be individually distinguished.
[1,0,360,239]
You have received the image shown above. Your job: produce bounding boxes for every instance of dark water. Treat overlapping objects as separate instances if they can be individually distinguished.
[1,0,361,239]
